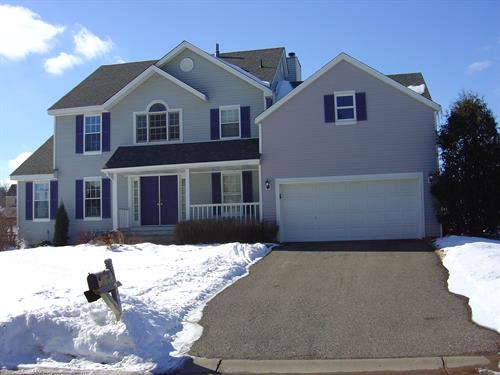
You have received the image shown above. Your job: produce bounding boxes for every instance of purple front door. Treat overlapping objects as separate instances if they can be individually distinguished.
[140,176,178,226]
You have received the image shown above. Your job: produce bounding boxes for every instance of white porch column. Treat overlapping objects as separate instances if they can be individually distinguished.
[185,169,190,220]
[112,173,118,230]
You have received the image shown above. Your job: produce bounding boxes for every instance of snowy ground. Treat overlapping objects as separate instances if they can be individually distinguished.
[0,242,272,373]
[436,236,500,333]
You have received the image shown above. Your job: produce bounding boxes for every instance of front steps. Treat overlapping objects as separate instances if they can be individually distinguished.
[121,225,175,245]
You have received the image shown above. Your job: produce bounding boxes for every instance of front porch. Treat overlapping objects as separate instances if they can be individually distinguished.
[112,163,261,231]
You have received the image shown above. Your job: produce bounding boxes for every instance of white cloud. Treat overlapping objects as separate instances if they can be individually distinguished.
[466,60,494,73]
[0,4,65,60]
[114,56,126,64]
[8,151,32,172]
[74,26,113,59]
[44,52,82,75]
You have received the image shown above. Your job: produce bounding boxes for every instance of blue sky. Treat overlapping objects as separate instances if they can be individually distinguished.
[0,0,499,184]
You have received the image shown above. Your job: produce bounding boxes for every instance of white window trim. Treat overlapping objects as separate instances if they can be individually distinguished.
[130,176,141,225]
[133,101,183,144]
[83,177,102,221]
[219,105,241,140]
[83,114,103,155]
[33,180,50,222]
[334,90,357,125]
[221,171,243,204]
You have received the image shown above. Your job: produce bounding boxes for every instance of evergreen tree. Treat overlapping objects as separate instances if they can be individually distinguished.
[431,92,500,235]
[53,203,70,246]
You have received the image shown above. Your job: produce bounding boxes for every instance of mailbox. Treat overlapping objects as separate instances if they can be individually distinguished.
[84,258,123,321]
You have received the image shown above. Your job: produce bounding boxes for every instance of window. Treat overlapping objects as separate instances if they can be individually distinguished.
[222,173,242,203]
[84,115,101,152]
[136,114,147,143]
[220,106,240,138]
[132,178,140,222]
[149,103,167,141]
[84,179,101,219]
[168,111,180,140]
[134,102,182,143]
[34,182,49,220]
[334,91,356,124]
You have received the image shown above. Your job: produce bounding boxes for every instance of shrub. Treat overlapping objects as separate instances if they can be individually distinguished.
[34,240,52,247]
[75,231,95,245]
[95,230,125,249]
[173,219,278,244]
[0,214,16,251]
[123,235,145,245]
[53,203,69,246]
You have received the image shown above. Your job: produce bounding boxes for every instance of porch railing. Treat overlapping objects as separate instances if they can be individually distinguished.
[189,203,260,221]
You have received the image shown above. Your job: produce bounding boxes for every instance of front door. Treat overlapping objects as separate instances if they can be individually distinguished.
[140,175,178,226]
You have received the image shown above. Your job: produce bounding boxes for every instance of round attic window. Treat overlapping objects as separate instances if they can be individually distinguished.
[180,57,194,72]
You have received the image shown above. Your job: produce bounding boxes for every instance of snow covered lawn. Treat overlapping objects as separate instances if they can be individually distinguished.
[0,242,272,373]
[436,236,500,333]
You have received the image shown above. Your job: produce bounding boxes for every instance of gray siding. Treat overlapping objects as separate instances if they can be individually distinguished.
[17,181,54,245]
[260,60,440,237]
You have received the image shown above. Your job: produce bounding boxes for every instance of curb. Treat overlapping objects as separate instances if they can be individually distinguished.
[179,355,494,374]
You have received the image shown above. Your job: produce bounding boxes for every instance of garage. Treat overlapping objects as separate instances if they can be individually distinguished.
[277,174,424,242]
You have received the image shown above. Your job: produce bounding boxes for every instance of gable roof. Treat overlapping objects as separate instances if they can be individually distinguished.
[104,138,259,171]
[10,136,54,177]
[255,53,441,124]
[218,47,285,83]
[155,41,273,96]
[49,60,156,111]
[6,184,16,197]
[387,73,432,100]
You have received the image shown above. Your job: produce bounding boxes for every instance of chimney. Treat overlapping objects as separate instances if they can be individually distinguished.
[215,43,220,57]
[286,52,302,81]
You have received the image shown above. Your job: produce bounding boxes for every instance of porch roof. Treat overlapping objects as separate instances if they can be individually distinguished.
[104,138,260,170]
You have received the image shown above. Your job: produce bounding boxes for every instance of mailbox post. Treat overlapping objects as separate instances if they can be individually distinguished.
[84,258,123,321]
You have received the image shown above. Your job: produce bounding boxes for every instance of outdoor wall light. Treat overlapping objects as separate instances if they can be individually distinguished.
[428,173,435,184]
[265,179,271,191]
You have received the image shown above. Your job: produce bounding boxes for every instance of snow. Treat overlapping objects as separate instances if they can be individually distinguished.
[407,83,426,94]
[0,242,272,373]
[436,236,500,333]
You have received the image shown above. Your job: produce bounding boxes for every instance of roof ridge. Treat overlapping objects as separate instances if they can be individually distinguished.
[101,59,157,67]
[219,47,285,55]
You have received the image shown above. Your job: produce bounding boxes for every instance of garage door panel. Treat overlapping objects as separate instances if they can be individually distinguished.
[280,177,421,242]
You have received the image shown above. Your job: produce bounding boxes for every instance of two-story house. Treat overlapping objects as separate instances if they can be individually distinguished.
[11,41,441,244]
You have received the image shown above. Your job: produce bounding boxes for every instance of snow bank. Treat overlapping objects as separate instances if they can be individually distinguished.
[0,242,271,373]
[408,83,425,94]
[436,236,500,333]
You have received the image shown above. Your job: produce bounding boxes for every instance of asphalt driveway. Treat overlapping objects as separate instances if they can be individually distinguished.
[189,240,499,359]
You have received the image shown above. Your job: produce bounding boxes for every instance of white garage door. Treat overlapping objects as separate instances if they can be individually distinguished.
[278,176,423,242]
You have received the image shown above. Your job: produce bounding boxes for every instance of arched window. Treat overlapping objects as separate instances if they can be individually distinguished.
[135,101,181,143]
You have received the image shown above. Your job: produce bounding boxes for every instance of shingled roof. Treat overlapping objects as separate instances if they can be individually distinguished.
[104,138,259,170]
[387,72,432,100]
[218,47,285,83]
[10,136,54,176]
[48,60,156,110]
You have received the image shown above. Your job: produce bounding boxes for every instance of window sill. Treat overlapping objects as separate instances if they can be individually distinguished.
[220,136,241,140]
[33,218,50,222]
[83,151,102,155]
[84,217,102,221]
[134,140,182,145]
[335,120,357,126]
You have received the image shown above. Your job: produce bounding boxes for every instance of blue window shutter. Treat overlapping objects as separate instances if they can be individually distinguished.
[102,112,111,152]
[210,109,220,140]
[76,115,83,153]
[242,171,253,202]
[211,172,221,204]
[102,178,111,218]
[241,106,251,138]
[75,179,83,219]
[356,92,367,121]
[25,182,33,220]
[50,181,58,220]
[324,95,335,123]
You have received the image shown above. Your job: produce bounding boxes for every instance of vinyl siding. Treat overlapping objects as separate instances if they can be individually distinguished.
[260,60,440,237]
